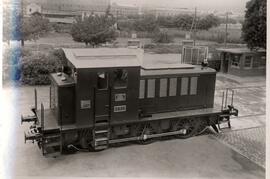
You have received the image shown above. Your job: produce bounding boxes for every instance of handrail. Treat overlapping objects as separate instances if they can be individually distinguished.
[221,88,235,110]
[41,103,44,132]
[41,103,44,155]
[49,86,51,109]
[34,88,37,111]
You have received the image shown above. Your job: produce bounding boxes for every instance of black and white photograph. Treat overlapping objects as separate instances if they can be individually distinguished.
[0,0,268,178]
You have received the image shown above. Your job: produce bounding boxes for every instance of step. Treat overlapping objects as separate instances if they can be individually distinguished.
[21,115,37,124]
[219,119,230,123]
[44,134,61,139]
[94,145,108,150]
[95,130,109,134]
[44,151,61,158]
[95,137,108,142]
[219,114,230,118]
[44,141,61,147]
[95,122,109,127]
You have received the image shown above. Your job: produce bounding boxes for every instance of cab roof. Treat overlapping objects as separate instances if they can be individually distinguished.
[63,48,143,69]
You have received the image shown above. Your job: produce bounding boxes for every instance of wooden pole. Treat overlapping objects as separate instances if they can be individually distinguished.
[224,12,228,46]
[194,7,197,45]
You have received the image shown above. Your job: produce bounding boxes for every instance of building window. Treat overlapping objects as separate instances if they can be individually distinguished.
[244,56,253,69]
[231,55,240,68]
[259,56,266,68]
[181,77,189,96]
[252,58,260,68]
[97,72,108,90]
[190,77,198,95]
[147,79,155,98]
[159,78,168,97]
[139,80,145,99]
[113,69,128,89]
[169,78,177,96]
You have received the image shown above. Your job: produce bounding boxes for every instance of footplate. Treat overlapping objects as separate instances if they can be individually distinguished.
[21,114,37,124]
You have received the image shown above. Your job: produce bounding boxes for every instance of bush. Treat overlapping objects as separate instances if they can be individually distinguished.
[144,44,181,54]
[152,31,173,43]
[20,49,66,85]
[144,43,156,49]
[2,47,32,81]
[3,47,32,65]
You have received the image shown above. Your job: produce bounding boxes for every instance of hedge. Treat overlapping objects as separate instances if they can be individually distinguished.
[20,49,66,85]
[2,47,32,81]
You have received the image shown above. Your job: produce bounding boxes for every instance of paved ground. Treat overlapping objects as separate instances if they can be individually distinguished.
[214,127,266,168]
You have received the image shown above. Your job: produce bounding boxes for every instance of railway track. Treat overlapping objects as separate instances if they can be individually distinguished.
[216,85,266,91]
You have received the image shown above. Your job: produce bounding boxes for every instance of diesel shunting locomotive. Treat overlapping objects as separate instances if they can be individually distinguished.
[21,48,238,157]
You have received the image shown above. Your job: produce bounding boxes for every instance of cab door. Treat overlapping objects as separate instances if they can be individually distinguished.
[94,72,110,122]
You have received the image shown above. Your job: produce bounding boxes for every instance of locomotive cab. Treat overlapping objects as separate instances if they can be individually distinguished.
[62,48,143,126]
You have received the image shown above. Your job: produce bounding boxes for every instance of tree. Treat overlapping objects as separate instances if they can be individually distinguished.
[157,16,175,28]
[242,0,266,49]
[152,30,173,43]
[3,12,49,46]
[71,14,117,47]
[21,14,50,45]
[133,15,159,32]
[197,14,220,30]
[174,14,194,30]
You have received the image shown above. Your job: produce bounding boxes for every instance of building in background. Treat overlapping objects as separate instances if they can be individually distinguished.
[111,3,139,18]
[217,48,266,76]
[141,6,193,17]
[22,0,110,23]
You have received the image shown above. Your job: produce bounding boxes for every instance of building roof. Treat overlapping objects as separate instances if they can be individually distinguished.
[216,48,266,54]
[63,48,144,69]
[48,17,75,24]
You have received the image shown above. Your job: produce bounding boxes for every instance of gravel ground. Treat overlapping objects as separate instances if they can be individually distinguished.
[214,127,266,168]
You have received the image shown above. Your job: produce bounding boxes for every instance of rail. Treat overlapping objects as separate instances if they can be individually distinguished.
[216,85,266,91]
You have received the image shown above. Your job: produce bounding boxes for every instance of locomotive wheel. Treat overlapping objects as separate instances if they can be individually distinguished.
[175,118,199,139]
[196,118,208,135]
[137,123,155,145]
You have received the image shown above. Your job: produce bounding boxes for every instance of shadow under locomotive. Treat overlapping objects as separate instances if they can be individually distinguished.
[21,48,238,157]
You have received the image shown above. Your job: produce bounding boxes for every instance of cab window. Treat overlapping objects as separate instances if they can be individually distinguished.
[97,72,108,90]
[113,69,128,89]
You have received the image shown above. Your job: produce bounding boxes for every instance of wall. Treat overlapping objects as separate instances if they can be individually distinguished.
[227,52,266,77]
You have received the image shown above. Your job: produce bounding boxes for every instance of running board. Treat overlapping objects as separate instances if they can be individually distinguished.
[108,129,198,144]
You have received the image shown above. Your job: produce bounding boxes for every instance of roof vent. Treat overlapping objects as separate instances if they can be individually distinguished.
[57,72,62,76]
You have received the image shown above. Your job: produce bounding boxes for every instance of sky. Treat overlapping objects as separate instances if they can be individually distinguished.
[111,0,250,13]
